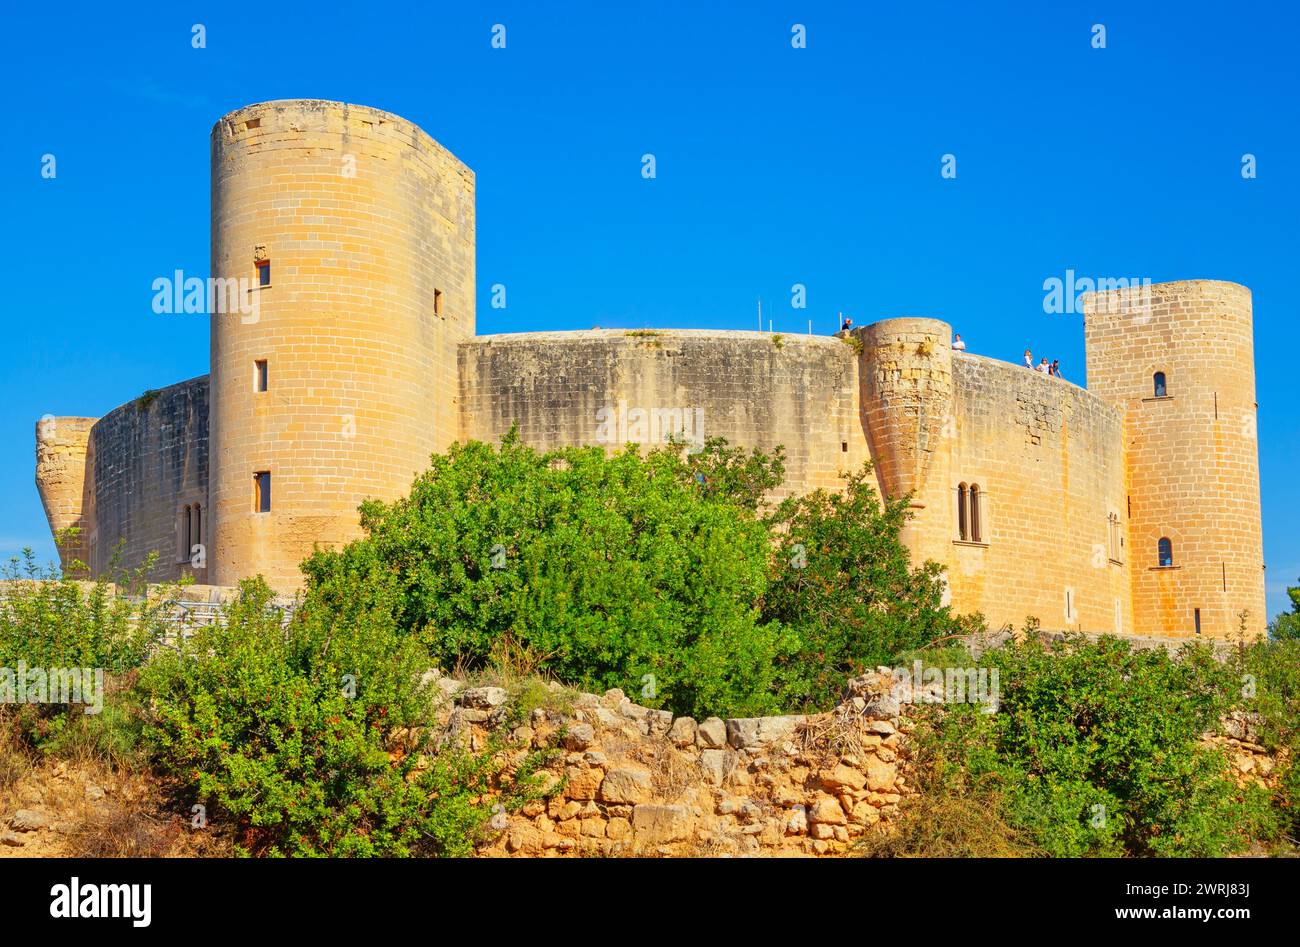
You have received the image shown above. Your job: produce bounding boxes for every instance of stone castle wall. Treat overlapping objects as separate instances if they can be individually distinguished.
[30,100,1266,642]
[944,353,1133,635]
[459,329,864,499]
[84,377,209,582]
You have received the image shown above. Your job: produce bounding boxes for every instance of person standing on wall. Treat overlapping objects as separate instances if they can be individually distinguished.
[952,333,966,352]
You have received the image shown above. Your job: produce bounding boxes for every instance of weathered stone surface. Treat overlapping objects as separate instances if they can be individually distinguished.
[598,767,653,804]
[10,810,47,832]
[460,686,508,709]
[563,723,596,750]
[667,717,698,747]
[563,766,604,800]
[631,805,693,844]
[726,715,805,750]
[864,756,897,792]
[821,764,867,792]
[696,717,727,748]
[807,796,847,826]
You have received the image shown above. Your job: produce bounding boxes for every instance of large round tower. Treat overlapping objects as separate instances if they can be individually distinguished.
[1084,280,1265,639]
[209,100,475,589]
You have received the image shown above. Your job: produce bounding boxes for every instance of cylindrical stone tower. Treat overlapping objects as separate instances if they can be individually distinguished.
[209,100,475,589]
[856,318,955,569]
[34,416,97,571]
[1085,280,1265,639]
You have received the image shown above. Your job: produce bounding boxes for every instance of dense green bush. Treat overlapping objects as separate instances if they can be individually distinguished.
[0,546,167,674]
[302,434,795,718]
[1269,579,1300,641]
[139,578,543,857]
[902,635,1274,857]
[0,546,169,756]
[763,467,983,710]
[1233,637,1300,842]
[301,434,972,718]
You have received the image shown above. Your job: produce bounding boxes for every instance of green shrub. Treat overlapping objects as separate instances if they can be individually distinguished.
[139,578,540,857]
[0,546,170,755]
[917,635,1270,857]
[302,433,796,718]
[762,467,981,710]
[0,546,167,674]
[1233,637,1300,843]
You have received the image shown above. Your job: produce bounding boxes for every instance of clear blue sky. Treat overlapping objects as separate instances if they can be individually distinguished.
[2,1,1297,619]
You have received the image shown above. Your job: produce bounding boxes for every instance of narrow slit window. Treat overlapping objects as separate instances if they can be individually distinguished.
[957,483,969,541]
[1194,607,1202,636]
[255,359,268,392]
[178,504,191,563]
[969,484,982,543]
[1153,371,1167,398]
[254,471,271,513]
[1158,536,1173,567]
[256,260,271,287]
[434,288,443,317]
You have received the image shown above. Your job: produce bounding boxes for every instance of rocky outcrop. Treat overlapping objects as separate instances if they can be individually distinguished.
[434,670,916,857]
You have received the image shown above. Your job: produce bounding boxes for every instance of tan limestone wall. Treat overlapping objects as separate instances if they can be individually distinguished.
[458,329,865,500]
[1084,280,1265,640]
[209,100,475,589]
[85,377,209,583]
[942,355,1131,635]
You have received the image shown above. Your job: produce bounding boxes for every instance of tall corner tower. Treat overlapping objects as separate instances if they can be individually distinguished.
[1084,279,1264,640]
[856,318,955,569]
[209,100,475,589]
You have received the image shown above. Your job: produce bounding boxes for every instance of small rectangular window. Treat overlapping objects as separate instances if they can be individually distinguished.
[254,471,271,513]
[434,288,444,317]
[1065,587,1075,622]
[254,359,268,392]
[1194,607,1202,636]
[257,260,271,287]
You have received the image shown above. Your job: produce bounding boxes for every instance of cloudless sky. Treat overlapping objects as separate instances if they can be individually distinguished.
[2,1,1297,618]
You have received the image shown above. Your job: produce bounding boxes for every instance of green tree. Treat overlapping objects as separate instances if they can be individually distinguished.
[762,465,979,709]
[140,578,527,857]
[1269,579,1300,641]
[302,432,793,718]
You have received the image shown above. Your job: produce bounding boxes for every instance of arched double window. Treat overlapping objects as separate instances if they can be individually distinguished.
[956,482,984,543]
[1153,371,1168,398]
[1157,536,1174,568]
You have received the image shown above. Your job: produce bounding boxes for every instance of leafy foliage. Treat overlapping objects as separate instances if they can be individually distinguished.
[910,635,1272,857]
[302,433,795,718]
[302,433,971,718]
[139,578,537,857]
[1269,579,1300,641]
[762,468,983,710]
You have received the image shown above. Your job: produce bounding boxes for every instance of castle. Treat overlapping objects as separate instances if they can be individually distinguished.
[33,100,1266,640]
